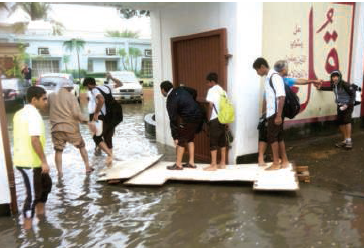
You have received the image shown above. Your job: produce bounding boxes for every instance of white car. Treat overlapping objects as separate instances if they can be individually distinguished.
[108,71,143,103]
[37,73,79,98]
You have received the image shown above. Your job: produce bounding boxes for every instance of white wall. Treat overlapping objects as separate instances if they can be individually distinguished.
[0,116,11,205]
[151,2,264,163]
[351,3,364,118]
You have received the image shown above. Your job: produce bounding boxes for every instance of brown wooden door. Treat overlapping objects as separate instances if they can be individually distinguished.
[171,29,227,162]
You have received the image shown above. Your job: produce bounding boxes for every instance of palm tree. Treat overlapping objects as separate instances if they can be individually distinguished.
[63,39,85,82]
[128,47,142,72]
[62,55,70,72]
[2,2,64,35]
[118,48,129,70]
[105,29,140,39]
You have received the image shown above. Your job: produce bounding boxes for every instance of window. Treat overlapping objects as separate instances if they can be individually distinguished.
[32,60,60,77]
[144,49,152,57]
[88,60,93,72]
[105,60,117,71]
[38,47,50,55]
[141,58,153,77]
[106,48,117,56]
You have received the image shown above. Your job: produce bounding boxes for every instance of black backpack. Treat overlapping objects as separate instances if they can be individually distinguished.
[343,83,362,106]
[96,86,123,128]
[181,86,207,133]
[269,73,301,119]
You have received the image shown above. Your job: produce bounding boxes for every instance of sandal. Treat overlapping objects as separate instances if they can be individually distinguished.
[166,164,183,170]
[86,167,95,174]
[182,163,197,169]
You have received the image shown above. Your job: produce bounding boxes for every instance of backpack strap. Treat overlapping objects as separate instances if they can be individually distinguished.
[95,86,112,116]
[268,73,279,113]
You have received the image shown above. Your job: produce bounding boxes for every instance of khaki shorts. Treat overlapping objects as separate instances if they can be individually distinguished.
[52,131,85,151]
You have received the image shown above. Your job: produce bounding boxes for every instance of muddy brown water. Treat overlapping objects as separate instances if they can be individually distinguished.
[1,89,364,247]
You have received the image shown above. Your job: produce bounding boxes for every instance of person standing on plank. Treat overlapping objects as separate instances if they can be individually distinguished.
[160,80,203,170]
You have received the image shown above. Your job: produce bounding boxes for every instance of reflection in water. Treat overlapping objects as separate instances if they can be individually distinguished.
[1,94,364,247]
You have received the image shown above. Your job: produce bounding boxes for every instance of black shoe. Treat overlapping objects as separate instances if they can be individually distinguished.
[182,163,197,169]
[167,164,183,170]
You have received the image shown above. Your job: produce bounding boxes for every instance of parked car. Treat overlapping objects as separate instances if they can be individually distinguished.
[108,71,143,103]
[37,73,79,98]
[1,78,28,109]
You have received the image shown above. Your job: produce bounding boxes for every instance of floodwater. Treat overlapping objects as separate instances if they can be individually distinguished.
[1,88,364,248]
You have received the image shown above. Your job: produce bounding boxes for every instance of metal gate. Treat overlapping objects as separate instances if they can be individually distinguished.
[171,29,228,162]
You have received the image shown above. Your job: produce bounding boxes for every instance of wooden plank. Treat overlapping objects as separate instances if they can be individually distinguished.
[253,164,300,191]
[97,155,163,182]
[125,162,260,186]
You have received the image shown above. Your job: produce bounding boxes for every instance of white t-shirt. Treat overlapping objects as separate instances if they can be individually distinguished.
[91,85,111,115]
[265,69,286,118]
[206,84,224,121]
[87,91,96,114]
[25,104,43,136]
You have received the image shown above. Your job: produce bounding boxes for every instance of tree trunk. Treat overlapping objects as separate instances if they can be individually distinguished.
[77,50,81,82]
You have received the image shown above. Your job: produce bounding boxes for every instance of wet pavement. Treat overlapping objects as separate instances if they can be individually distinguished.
[1,88,364,248]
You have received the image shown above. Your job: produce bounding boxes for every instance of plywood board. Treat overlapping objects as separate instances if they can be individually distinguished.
[125,162,260,186]
[253,164,300,191]
[97,155,163,182]
[125,161,299,192]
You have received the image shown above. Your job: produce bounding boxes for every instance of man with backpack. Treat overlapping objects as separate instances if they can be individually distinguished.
[258,60,322,166]
[160,81,203,170]
[203,72,231,171]
[316,70,355,149]
[83,76,123,166]
[253,57,289,170]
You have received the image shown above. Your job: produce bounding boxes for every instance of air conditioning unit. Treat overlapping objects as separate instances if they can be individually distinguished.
[106,48,117,56]
[38,47,50,55]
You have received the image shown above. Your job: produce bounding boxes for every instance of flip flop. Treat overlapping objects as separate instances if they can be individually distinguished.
[86,167,95,174]
[182,163,197,169]
[166,164,183,170]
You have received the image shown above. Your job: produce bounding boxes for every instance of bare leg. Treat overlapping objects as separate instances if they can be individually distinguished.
[79,147,93,173]
[204,150,218,171]
[55,150,63,177]
[187,142,195,167]
[98,141,113,166]
[265,142,281,170]
[339,125,346,140]
[176,145,185,168]
[258,141,267,166]
[218,147,226,169]
[23,218,32,230]
[346,123,351,139]
[278,141,289,169]
[35,202,45,216]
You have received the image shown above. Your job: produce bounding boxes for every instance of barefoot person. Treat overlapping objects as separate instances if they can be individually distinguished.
[13,86,52,230]
[258,60,322,166]
[253,58,289,170]
[204,72,228,171]
[48,79,93,176]
[160,81,203,170]
[83,77,122,166]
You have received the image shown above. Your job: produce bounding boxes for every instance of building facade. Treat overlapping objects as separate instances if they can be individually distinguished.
[0,33,152,78]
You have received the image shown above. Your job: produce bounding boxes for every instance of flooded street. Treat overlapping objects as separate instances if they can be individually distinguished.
[1,88,364,248]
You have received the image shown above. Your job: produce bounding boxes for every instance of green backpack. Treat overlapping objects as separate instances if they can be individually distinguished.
[213,89,235,124]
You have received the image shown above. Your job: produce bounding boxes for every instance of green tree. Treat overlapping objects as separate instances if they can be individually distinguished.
[118,47,142,73]
[118,9,150,19]
[128,47,142,72]
[62,55,70,72]
[2,3,64,35]
[4,44,30,78]
[105,29,140,39]
[63,39,85,82]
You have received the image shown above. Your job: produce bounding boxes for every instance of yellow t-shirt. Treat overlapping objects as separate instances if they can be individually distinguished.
[13,104,45,168]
